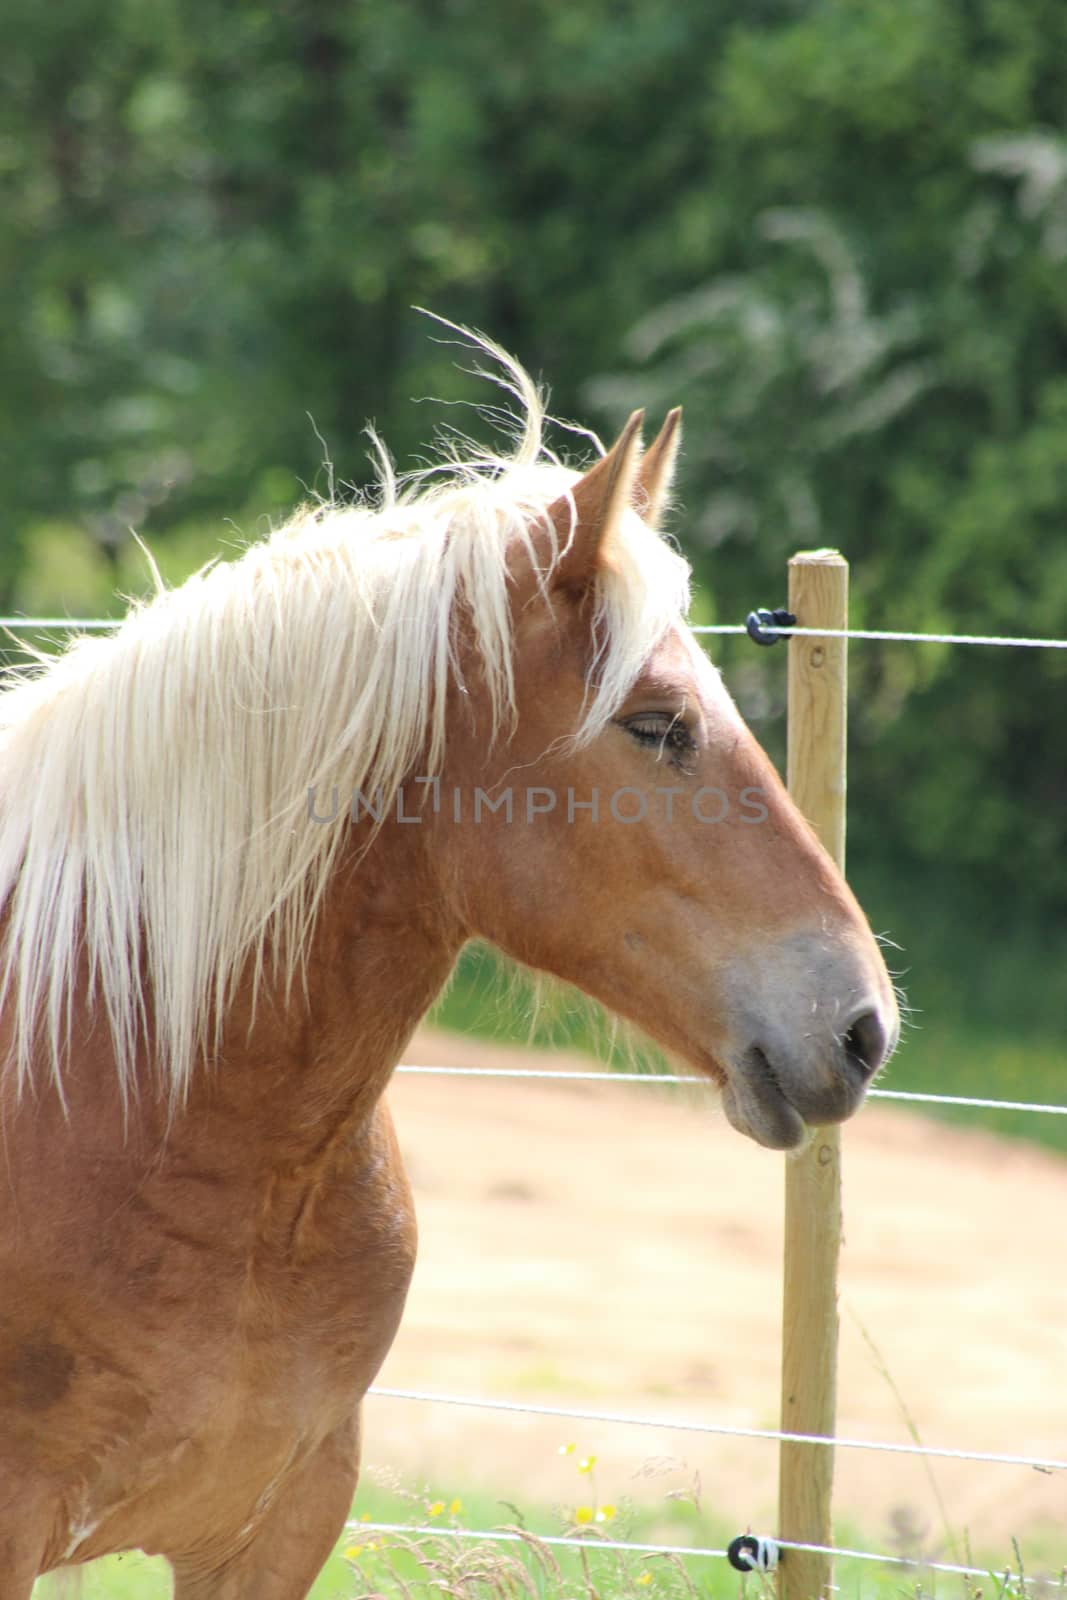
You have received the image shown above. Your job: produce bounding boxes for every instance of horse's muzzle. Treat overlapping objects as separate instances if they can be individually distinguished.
[717,927,900,1151]
[721,1002,894,1150]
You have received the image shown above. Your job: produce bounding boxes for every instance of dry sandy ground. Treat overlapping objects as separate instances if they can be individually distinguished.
[366,1028,1067,1564]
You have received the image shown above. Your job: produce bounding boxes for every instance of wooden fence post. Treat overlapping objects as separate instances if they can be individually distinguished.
[777,551,849,1600]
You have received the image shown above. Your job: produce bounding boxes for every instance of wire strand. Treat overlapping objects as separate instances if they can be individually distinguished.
[367,1387,1067,1474]
[3,616,1067,650]
[394,1064,1067,1118]
[348,1520,1050,1585]
[349,1520,725,1561]
[869,1086,1067,1115]
[0,618,117,631]
[691,623,1067,648]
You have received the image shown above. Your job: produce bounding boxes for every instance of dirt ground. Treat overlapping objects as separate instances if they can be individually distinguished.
[366,1028,1067,1563]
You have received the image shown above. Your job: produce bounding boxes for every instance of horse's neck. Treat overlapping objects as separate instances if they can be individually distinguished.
[12,824,464,1176]
[199,827,463,1167]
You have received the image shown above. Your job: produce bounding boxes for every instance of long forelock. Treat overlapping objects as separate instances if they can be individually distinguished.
[0,372,690,1106]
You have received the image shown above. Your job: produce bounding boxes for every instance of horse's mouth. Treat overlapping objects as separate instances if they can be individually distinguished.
[721,1046,810,1151]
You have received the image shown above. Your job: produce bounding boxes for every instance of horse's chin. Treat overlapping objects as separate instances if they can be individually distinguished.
[721,1049,811,1151]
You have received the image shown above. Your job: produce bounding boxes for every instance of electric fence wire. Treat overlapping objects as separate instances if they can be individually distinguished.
[395,1063,1067,1119]
[347,1520,1052,1587]
[3,616,1067,649]
[367,1386,1067,1475]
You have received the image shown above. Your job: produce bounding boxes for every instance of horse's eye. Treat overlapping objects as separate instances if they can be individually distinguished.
[622,713,695,757]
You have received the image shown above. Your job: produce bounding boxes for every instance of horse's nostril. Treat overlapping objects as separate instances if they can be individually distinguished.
[843,1009,888,1082]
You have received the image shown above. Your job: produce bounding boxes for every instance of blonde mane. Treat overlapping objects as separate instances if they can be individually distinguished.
[0,346,690,1105]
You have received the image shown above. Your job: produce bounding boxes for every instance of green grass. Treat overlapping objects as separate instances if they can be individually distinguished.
[38,1477,1065,1599]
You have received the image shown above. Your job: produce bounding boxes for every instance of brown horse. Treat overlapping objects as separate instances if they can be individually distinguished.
[0,348,897,1597]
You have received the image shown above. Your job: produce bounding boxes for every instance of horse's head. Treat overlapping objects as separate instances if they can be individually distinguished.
[439,411,898,1150]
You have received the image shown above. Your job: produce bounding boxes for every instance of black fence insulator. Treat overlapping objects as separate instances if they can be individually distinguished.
[727,1533,781,1574]
[745,607,796,647]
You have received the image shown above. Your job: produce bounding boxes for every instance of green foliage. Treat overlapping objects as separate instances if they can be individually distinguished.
[586,0,1067,908]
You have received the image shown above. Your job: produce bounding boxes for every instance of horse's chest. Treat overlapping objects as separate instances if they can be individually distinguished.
[240,1182,417,1401]
[3,1098,418,1568]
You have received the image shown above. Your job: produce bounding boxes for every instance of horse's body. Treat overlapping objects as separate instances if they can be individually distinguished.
[0,359,897,1597]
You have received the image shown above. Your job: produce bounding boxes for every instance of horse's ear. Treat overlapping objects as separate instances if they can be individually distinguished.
[547,410,645,593]
[636,406,682,529]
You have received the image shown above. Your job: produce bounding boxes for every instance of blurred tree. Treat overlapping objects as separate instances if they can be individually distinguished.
[590,0,1067,905]
[0,0,732,591]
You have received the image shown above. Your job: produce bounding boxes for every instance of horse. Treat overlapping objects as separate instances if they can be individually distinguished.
[0,344,898,1598]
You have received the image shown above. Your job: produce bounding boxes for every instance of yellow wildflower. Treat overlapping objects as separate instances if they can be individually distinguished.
[449,1497,464,1515]
[558,1442,576,1455]
[574,1506,595,1525]
[428,1501,445,1518]
[577,1455,597,1475]
[343,1544,364,1560]
[636,1573,652,1586]
[596,1505,617,1523]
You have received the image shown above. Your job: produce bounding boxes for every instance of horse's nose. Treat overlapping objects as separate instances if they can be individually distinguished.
[841,1006,893,1084]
